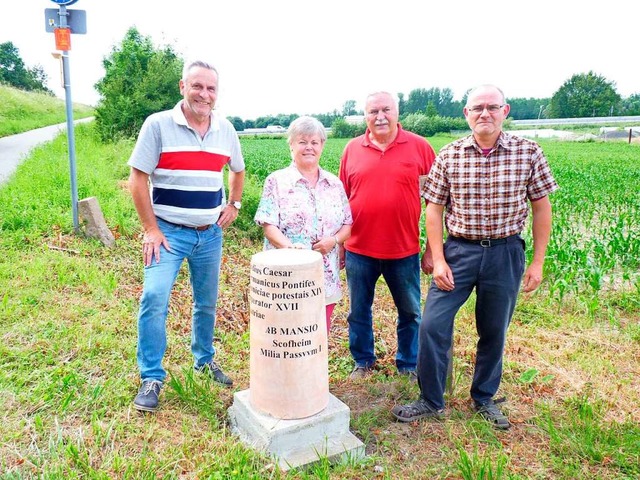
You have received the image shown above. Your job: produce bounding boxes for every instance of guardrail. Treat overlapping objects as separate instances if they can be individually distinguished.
[512,116,640,126]
[237,128,333,136]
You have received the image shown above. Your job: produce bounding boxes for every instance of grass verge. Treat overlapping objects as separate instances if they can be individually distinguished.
[0,126,638,478]
[0,84,94,138]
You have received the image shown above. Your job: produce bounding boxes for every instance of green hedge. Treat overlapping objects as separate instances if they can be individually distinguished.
[330,114,469,138]
[401,114,469,137]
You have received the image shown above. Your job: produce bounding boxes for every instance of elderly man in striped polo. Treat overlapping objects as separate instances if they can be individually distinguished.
[392,84,558,429]
[128,60,245,412]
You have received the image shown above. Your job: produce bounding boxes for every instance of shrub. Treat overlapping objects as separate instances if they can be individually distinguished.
[94,28,182,142]
[330,114,467,139]
[401,113,468,137]
[330,118,366,138]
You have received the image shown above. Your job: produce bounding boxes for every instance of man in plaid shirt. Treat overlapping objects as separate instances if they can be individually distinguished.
[392,84,558,429]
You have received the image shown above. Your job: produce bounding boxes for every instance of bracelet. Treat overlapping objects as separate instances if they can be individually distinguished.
[334,236,339,247]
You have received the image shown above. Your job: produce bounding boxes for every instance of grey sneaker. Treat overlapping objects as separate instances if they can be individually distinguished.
[195,360,233,386]
[133,380,162,412]
[349,365,373,380]
[474,398,511,430]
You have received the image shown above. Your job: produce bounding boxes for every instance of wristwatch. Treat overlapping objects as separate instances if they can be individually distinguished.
[228,201,242,210]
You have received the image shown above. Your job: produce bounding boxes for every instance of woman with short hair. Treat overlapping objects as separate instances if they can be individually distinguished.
[254,116,352,332]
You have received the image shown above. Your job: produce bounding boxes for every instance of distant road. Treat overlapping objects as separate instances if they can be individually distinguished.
[237,117,640,136]
[512,115,640,127]
[237,127,333,136]
[0,117,93,185]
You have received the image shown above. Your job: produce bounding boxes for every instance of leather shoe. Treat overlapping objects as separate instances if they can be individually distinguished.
[195,360,233,386]
[133,380,162,412]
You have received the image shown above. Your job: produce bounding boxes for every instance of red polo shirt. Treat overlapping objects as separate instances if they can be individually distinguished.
[339,125,435,259]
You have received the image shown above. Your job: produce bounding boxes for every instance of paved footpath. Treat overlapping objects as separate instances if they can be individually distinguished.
[0,117,93,185]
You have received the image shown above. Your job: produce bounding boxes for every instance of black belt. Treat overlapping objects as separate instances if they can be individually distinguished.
[449,234,519,248]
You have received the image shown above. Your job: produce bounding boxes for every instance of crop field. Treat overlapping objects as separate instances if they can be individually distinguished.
[0,127,638,478]
[540,142,640,303]
[241,135,640,310]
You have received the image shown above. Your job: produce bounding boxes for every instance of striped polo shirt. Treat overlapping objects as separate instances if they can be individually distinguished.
[128,101,245,227]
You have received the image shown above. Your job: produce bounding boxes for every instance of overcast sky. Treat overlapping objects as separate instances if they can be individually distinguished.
[5,0,638,119]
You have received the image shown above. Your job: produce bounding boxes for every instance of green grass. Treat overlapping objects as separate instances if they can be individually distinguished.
[538,396,640,478]
[0,124,638,478]
[456,446,508,480]
[0,83,94,137]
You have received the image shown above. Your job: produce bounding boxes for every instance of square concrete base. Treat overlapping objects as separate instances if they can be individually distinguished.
[228,389,365,471]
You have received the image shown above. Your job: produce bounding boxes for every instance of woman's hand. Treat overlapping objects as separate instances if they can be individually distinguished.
[312,236,338,255]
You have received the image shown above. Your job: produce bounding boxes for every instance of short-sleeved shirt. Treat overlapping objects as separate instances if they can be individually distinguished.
[339,125,435,259]
[422,132,559,239]
[254,164,353,303]
[128,101,245,227]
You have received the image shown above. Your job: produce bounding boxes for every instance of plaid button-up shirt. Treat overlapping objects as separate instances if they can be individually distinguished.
[421,132,559,240]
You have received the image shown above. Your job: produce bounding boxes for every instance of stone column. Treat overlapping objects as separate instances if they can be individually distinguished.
[249,249,328,419]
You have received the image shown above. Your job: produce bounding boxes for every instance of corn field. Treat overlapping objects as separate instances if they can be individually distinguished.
[240,136,640,311]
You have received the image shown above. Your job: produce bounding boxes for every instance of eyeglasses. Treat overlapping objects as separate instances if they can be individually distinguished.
[467,104,504,114]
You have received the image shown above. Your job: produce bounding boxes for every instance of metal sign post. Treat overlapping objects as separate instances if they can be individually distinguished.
[58,7,79,231]
[45,0,86,231]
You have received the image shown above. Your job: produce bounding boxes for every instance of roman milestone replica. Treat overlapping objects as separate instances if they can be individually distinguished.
[228,249,363,471]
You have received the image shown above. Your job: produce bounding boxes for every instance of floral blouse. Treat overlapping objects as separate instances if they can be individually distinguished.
[254,164,353,303]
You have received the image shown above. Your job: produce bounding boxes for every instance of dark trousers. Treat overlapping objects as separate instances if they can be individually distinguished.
[417,235,525,409]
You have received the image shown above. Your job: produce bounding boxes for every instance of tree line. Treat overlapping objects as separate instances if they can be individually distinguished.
[396,78,639,121]
[4,29,639,142]
[239,75,639,133]
[92,25,639,141]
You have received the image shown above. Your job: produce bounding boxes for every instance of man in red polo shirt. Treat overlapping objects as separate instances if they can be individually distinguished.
[339,91,436,380]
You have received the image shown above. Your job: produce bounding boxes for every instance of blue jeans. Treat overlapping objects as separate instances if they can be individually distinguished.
[345,251,421,371]
[417,235,525,410]
[137,218,223,382]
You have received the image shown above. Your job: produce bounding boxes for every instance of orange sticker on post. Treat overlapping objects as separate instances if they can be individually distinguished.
[54,28,71,51]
